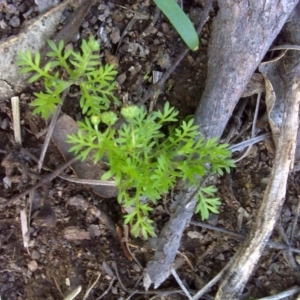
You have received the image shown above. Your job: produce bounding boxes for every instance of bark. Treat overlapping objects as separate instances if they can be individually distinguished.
[216,4,300,298]
[143,186,198,289]
[194,0,298,139]
[144,0,298,292]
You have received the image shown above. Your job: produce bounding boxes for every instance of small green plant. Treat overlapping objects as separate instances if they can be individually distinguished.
[154,0,199,51]
[17,37,234,238]
[17,37,119,118]
[67,103,234,237]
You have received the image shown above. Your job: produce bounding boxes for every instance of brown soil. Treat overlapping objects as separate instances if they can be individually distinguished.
[0,1,299,299]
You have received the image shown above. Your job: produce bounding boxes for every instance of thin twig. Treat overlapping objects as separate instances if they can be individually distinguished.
[171,268,193,300]
[22,148,115,186]
[224,99,248,144]
[190,220,300,254]
[38,88,69,173]
[1,157,76,208]
[111,262,184,297]
[116,5,148,56]
[229,133,271,152]
[270,44,300,51]
[256,285,300,300]
[52,275,65,298]
[235,93,261,162]
[95,276,116,300]
[192,260,233,300]
[276,224,300,284]
[290,196,300,243]
[139,6,160,39]
[58,175,115,186]
[83,272,101,300]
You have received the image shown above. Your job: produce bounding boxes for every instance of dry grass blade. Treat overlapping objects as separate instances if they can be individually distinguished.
[20,208,30,248]
[11,96,22,145]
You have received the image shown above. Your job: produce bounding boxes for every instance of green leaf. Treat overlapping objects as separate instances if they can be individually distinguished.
[34,52,40,66]
[153,0,199,51]
[101,170,114,180]
[47,39,57,51]
[28,73,42,83]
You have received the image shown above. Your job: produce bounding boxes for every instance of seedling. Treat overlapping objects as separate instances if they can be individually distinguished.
[17,37,234,238]
[17,37,119,118]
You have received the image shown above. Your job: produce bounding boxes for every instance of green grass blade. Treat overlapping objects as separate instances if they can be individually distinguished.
[154,0,199,51]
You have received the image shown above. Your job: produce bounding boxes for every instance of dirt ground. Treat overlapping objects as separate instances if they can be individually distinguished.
[0,1,299,299]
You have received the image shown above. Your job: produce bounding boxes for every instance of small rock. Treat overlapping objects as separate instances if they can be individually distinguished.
[39,245,47,254]
[216,253,225,261]
[187,231,203,240]
[31,250,41,260]
[23,8,34,19]
[104,50,119,68]
[65,277,70,286]
[9,16,20,27]
[69,195,89,211]
[98,14,106,22]
[6,4,17,14]
[0,20,7,29]
[18,3,27,13]
[0,1,7,13]
[194,274,207,290]
[110,27,120,44]
[88,224,100,238]
[132,263,141,272]
[34,0,59,13]
[156,53,171,69]
[117,73,126,84]
[28,260,38,272]
[0,117,9,129]
[81,21,89,29]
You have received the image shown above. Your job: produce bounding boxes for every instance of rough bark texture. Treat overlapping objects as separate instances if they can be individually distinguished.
[143,1,214,289]
[194,0,298,139]
[143,186,198,289]
[216,4,300,299]
[144,0,298,292]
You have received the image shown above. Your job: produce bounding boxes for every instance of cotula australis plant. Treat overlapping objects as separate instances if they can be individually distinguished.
[18,37,235,238]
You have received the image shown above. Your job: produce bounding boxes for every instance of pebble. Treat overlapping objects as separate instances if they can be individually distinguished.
[6,4,17,14]
[132,263,141,272]
[9,16,20,27]
[216,253,225,261]
[31,250,41,260]
[0,19,7,29]
[39,245,47,254]
[0,0,7,13]
[88,224,101,238]
[117,73,126,84]
[28,260,38,272]
[0,117,9,129]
